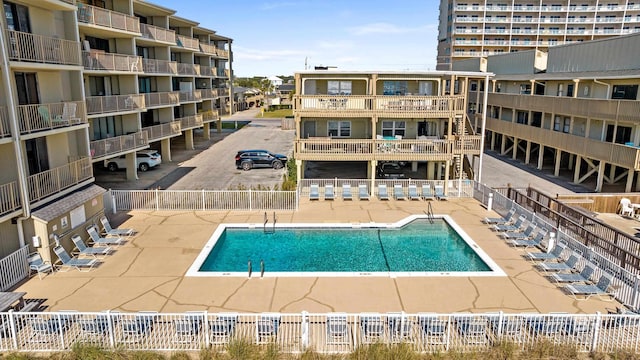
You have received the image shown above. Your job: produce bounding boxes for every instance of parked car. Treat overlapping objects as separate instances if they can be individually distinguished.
[104,150,162,172]
[235,150,287,171]
[376,162,406,179]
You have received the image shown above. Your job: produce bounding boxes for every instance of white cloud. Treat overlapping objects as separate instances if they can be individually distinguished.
[348,22,435,36]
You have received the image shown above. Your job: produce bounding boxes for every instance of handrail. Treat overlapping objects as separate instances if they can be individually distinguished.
[5,30,82,65]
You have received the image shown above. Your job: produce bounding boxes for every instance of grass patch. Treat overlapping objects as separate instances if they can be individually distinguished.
[260,109,293,118]
[220,121,250,129]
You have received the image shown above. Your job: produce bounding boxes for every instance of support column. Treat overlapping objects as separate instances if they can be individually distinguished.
[444,160,451,190]
[203,123,211,140]
[185,129,194,150]
[568,153,574,171]
[573,156,582,184]
[609,164,617,184]
[296,159,303,181]
[595,161,605,192]
[512,138,518,159]
[537,145,545,170]
[490,131,496,150]
[370,160,377,195]
[554,149,562,177]
[125,152,137,181]
[524,141,531,164]
[626,168,634,193]
[500,135,507,155]
[427,161,436,180]
[161,138,172,162]
[216,117,222,134]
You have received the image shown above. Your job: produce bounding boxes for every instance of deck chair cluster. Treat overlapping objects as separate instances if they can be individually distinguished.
[309,183,448,201]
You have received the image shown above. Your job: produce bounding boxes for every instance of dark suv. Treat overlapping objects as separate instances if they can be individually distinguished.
[235,150,288,171]
[376,162,406,179]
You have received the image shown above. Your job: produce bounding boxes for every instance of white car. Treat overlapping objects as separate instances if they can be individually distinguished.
[104,150,161,172]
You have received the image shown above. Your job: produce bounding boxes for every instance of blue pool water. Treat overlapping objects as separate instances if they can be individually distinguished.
[197,219,491,273]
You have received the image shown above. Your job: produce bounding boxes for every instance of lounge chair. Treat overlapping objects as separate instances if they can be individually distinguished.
[342,183,352,200]
[378,184,389,200]
[309,184,320,200]
[500,223,538,240]
[78,314,110,339]
[387,312,411,343]
[536,252,581,273]
[27,252,53,280]
[29,315,70,343]
[257,314,280,343]
[564,274,617,301]
[434,185,447,201]
[174,311,204,343]
[456,315,488,345]
[408,184,421,200]
[525,243,567,262]
[492,215,527,232]
[508,228,548,248]
[360,313,385,344]
[121,311,157,342]
[418,313,448,345]
[71,235,112,259]
[87,225,123,245]
[421,184,434,200]
[325,184,335,200]
[326,313,349,344]
[526,313,566,339]
[393,184,406,200]
[209,313,238,344]
[358,184,370,200]
[100,216,134,237]
[483,207,517,225]
[549,264,595,284]
[487,313,522,341]
[53,246,98,272]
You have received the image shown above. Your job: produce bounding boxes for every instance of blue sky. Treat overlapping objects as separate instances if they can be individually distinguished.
[150,0,440,77]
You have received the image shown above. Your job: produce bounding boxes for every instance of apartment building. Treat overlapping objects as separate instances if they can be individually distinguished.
[0,0,232,263]
[458,32,640,192]
[293,71,491,189]
[437,0,640,70]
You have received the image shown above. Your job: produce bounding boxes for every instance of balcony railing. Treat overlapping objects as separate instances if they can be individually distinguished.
[82,51,142,72]
[175,34,199,50]
[142,58,177,74]
[16,101,87,134]
[5,30,82,65]
[201,109,218,122]
[216,48,229,58]
[177,63,200,76]
[139,23,175,44]
[485,117,640,169]
[90,131,148,159]
[0,107,10,138]
[27,157,93,203]
[177,114,203,130]
[199,65,214,76]
[200,89,216,99]
[178,91,202,103]
[295,95,466,117]
[143,121,181,142]
[199,42,216,54]
[0,181,21,217]
[86,94,145,115]
[77,4,140,34]
[143,91,180,108]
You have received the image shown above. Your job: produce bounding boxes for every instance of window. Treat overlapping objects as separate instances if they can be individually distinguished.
[328,121,351,137]
[4,1,30,32]
[85,36,109,52]
[519,84,531,94]
[419,81,434,95]
[327,81,351,95]
[382,121,406,137]
[612,85,638,100]
[516,111,528,124]
[383,81,408,95]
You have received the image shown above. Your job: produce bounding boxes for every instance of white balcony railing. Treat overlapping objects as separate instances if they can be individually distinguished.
[141,58,177,74]
[175,34,199,50]
[0,181,21,217]
[27,157,93,203]
[82,51,142,72]
[77,4,140,33]
[139,23,175,43]
[177,63,200,76]
[0,107,10,138]
[86,94,145,115]
[143,92,180,108]
[177,114,203,130]
[16,101,86,134]
[201,110,218,122]
[5,30,82,65]
[199,42,216,54]
[143,121,181,142]
[90,131,148,159]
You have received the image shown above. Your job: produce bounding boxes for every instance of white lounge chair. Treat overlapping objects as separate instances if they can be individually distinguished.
[421,184,434,200]
[309,184,320,200]
[71,235,112,259]
[100,216,134,237]
[325,184,335,200]
[434,184,447,201]
[619,198,635,217]
[326,313,349,344]
[87,225,123,245]
[342,184,352,200]
[393,184,406,200]
[27,252,53,279]
[358,184,370,200]
[378,184,389,200]
[53,246,98,272]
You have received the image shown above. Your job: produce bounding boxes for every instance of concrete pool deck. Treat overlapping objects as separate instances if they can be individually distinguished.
[16,198,620,315]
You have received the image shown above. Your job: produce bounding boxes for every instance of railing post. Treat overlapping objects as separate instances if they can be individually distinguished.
[487,192,493,212]
[591,312,601,352]
[203,310,210,347]
[106,310,116,349]
[496,311,504,340]
[110,190,116,214]
[249,188,252,211]
[155,188,159,211]
[633,274,640,311]
[202,189,206,211]
[301,311,309,350]
[8,310,17,350]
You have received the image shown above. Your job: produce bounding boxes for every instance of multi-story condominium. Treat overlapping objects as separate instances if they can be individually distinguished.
[437,0,640,70]
[293,71,491,190]
[458,32,640,192]
[0,0,232,265]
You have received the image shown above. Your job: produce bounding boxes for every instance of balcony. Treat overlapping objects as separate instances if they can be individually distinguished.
[216,48,229,58]
[484,92,640,122]
[77,4,140,34]
[143,91,180,108]
[139,23,175,44]
[200,89,216,100]
[294,137,481,162]
[143,121,181,142]
[0,107,10,139]
[82,51,142,72]
[90,131,148,160]
[175,34,199,51]
[27,157,93,203]
[199,65,214,76]
[201,110,218,122]
[0,181,21,218]
[16,101,87,134]
[142,58,177,75]
[485,117,640,169]
[179,91,202,103]
[295,95,466,118]
[5,30,82,66]
[177,114,203,130]
[199,42,216,55]
[177,63,200,76]
[86,94,145,115]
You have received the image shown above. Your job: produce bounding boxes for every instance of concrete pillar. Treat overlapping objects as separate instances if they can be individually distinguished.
[370,160,377,194]
[636,171,640,192]
[490,131,496,150]
[537,145,545,170]
[573,156,581,183]
[125,152,137,180]
[217,118,222,134]
[411,161,418,172]
[444,160,450,190]
[512,138,518,159]
[185,129,194,150]
[203,122,211,140]
[524,141,531,164]
[427,161,436,180]
[554,149,562,177]
[296,159,303,181]
[437,161,443,180]
[595,161,605,192]
[500,135,506,155]
[161,138,172,162]
[626,168,634,193]
[609,164,616,184]
[568,153,574,171]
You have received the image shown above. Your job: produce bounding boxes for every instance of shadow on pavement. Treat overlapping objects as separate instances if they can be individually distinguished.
[147,167,195,190]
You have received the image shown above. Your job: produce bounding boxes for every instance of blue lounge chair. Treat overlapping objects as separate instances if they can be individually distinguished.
[325,184,335,200]
[549,264,595,284]
[209,313,238,344]
[418,313,448,345]
[483,207,517,225]
[564,274,617,301]
[309,184,320,200]
[492,215,527,232]
[358,184,370,200]
[257,314,280,343]
[434,184,447,200]
[53,246,98,272]
[387,312,411,343]
[100,216,134,237]
[500,223,538,240]
[393,184,406,200]
[71,235,112,259]
[456,315,488,345]
[27,252,53,279]
[525,243,567,262]
[421,184,434,200]
[360,313,384,344]
[174,311,204,343]
[121,311,157,342]
[87,225,123,245]
[526,314,566,339]
[536,252,581,273]
[408,184,421,200]
[378,184,389,200]
[326,313,349,344]
[509,228,548,248]
[342,183,352,200]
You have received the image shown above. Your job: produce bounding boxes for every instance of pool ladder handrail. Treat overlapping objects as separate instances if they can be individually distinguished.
[426,202,434,224]
[264,211,276,234]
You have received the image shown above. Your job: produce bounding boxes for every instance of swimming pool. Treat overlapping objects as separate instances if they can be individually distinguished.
[186,215,505,277]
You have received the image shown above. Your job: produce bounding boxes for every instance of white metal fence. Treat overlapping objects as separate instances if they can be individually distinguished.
[0,246,29,292]
[0,310,638,353]
[109,189,298,211]
[297,179,475,199]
